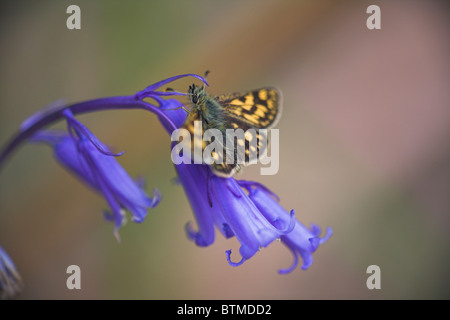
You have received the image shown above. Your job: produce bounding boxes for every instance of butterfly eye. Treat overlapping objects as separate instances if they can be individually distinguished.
[192,94,198,104]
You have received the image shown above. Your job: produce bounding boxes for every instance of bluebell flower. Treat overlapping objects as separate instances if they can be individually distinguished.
[177,162,293,256]
[0,73,207,167]
[238,180,332,273]
[0,73,332,287]
[175,161,332,273]
[31,109,161,240]
[148,82,332,273]
[0,246,22,299]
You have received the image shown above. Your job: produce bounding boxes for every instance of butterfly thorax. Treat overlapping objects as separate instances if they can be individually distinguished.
[187,84,226,131]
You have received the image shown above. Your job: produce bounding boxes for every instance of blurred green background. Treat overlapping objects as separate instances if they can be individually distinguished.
[0,0,449,299]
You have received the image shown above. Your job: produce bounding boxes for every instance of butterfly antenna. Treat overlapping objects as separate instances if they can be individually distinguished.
[203,70,210,90]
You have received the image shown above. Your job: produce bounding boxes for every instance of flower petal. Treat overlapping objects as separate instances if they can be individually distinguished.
[0,246,23,299]
[226,249,246,267]
[32,113,160,237]
[176,163,216,247]
[209,176,285,260]
[240,179,332,273]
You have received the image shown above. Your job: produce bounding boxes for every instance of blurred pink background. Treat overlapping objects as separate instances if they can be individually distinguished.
[0,0,449,299]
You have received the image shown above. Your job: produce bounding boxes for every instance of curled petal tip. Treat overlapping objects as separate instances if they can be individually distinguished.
[184,221,213,247]
[278,209,296,235]
[301,258,313,271]
[225,250,246,267]
[114,230,121,244]
[278,249,299,275]
[309,237,321,251]
[322,227,333,243]
[111,150,125,157]
[150,187,162,207]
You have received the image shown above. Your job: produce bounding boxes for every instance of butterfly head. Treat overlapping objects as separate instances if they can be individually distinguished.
[188,83,208,106]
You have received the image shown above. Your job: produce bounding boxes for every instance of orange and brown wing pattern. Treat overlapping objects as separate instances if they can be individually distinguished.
[180,85,282,177]
[215,87,282,129]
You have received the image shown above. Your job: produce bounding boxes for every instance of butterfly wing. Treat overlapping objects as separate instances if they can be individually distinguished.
[213,88,280,176]
[214,87,282,129]
[180,87,282,178]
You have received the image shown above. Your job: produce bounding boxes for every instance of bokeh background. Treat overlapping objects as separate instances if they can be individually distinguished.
[0,0,449,299]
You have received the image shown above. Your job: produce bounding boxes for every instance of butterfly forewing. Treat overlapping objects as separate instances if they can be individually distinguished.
[215,87,281,129]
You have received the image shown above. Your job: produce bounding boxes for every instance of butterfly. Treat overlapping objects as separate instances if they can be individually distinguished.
[181,73,282,177]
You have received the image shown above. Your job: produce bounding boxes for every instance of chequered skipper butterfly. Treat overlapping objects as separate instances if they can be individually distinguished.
[182,72,282,177]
